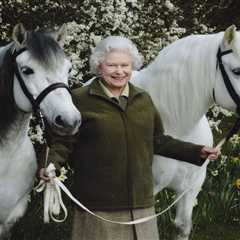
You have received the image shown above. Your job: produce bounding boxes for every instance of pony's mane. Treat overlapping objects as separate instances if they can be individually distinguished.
[133,32,225,137]
[0,45,17,138]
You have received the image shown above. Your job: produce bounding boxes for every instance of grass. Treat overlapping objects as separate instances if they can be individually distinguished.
[192,223,240,240]
[157,222,240,240]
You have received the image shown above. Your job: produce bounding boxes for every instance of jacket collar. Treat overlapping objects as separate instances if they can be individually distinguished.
[88,78,144,103]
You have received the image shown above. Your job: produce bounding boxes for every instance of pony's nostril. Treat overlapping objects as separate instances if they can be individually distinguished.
[54,114,81,130]
[55,115,65,127]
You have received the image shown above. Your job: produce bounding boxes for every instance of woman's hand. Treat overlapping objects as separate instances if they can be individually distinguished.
[200,146,220,161]
[38,168,51,182]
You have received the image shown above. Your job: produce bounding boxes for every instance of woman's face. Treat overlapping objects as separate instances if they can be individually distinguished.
[98,50,133,93]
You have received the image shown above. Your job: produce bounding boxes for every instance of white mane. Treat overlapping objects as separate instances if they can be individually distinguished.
[132,32,224,137]
[133,27,240,240]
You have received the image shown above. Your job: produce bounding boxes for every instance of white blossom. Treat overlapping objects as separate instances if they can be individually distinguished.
[28,124,44,144]
[165,0,174,11]
[211,170,219,176]
[230,134,240,148]
[58,167,68,182]
[208,119,222,133]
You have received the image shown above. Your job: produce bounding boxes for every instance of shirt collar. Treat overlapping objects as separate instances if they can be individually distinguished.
[88,79,144,104]
[98,79,129,99]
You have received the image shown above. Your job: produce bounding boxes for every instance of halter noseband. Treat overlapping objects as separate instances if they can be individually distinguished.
[12,47,71,113]
[216,47,240,114]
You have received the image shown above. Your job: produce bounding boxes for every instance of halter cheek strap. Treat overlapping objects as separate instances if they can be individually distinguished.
[12,48,71,113]
[216,48,240,114]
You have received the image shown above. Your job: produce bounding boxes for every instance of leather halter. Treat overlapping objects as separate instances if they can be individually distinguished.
[215,47,240,140]
[216,47,240,114]
[12,47,71,113]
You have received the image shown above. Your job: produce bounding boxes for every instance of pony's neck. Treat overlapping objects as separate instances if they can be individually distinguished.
[133,33,222,136]
[0,111,31,147]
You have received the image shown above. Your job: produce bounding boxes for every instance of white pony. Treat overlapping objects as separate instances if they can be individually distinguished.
[0,24,81,238]
[131,25,240,240]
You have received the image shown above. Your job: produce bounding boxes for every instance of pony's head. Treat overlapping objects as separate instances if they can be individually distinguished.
[4,23,81,135]
[214,25,240,114]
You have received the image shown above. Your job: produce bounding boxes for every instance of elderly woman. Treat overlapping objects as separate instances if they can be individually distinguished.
[39,36,219,240]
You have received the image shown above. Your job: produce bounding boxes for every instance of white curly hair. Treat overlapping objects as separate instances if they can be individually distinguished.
[89,36,143,74]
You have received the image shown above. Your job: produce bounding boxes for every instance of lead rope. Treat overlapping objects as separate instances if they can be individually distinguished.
[34,110,66,223]
[35,117,240,224]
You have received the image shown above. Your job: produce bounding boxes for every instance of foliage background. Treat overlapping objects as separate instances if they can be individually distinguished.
[1,0,240,239]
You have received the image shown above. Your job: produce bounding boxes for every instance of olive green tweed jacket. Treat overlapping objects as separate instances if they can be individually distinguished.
[47,80,205,210]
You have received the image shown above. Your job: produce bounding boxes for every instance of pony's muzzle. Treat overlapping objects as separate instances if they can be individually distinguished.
[53,112,81,135]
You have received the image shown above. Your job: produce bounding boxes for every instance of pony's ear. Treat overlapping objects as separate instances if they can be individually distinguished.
[12,23,27,47]
[224,25,237,47]
[52,24,67,48]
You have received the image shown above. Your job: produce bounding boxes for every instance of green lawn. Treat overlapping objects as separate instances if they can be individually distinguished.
[158,220,240,240]
[192,223,240,240]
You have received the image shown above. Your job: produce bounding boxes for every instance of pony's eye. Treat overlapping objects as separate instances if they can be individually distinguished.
[68,67,72,74]
[232,68,240,76]
[21,67,34,75]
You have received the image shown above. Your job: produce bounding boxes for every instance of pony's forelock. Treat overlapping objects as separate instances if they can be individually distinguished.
[232,32,240,57]
[25,31,65,70]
